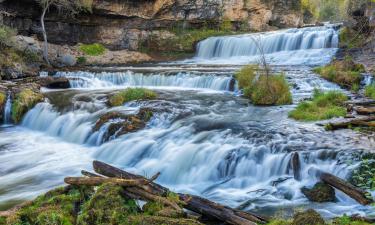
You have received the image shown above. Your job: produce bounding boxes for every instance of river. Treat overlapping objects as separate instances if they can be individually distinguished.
[0,25,374,218]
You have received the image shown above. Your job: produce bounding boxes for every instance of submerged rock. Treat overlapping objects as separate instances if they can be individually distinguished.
[93,108,153,143]
[301,182,336,203]
[291,209,326,225]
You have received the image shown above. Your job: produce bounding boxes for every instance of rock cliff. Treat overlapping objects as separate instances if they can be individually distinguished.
[1,0,303,51]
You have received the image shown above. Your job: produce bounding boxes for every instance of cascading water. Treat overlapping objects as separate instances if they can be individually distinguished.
[1,25,374,219]
[3,92,12,124]
[54,71,236,91]
[193,25,340,65]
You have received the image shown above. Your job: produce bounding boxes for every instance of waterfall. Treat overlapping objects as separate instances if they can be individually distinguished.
[194,25,340,65]
[3,93,12,124]
[55,71,236,91]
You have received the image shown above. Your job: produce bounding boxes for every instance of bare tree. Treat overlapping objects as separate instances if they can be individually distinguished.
[249,35,271,86]
[36,0,92,65]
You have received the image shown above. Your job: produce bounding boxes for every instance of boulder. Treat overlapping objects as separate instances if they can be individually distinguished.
[301,182,336,203]
[292,209,326,225]
[40,77,71,89]
[93,108,153,143]
[58,54,76,67]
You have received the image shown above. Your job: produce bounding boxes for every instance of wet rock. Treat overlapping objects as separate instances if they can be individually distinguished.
[291,209,326,225]
[301,182,336,203]
[93,108,153,143]
[58,54,76,67]
[11,88,44,123]
[40,77,71,89]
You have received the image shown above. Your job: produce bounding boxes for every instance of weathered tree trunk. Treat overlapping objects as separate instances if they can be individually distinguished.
[40,3,50,65]
[64,177,150,186]
[92,160,267,225]
[326,116,375,130]
[318,171,373,205]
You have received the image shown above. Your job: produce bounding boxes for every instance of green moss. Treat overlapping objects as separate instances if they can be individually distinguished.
[289,90,348,121]
[349,160,375,191]
[0,92,6,107]
[365,83,375,100]
[76,56,87,65]
[235,65,292,105]
[143,201,164,216]
[11,89,44,123]
[291,209,325,225]
[77,183,139,225]
[108,88,157,107]
[0,216,6,225]
[331,215,373,225]
[314,58,365,90]
[267,219,292,225]
[79,43,106,56]
[127,215,203,225]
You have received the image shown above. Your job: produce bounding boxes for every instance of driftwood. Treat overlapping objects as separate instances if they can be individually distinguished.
[355,106,375,115]
[325,116,375,130]
[64,177,152,187]
[92,160,267,225]
[81,170,102,177]
[318,171,373,205]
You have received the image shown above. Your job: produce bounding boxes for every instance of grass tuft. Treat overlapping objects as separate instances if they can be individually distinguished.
[79,43,106,56]
[235,65,292,105]
[108,88,157,107]
[365,83,375,100]
[288,89,348,121]
[11,89,44,123]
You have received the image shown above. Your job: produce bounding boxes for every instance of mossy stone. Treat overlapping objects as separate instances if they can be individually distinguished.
[291,209,326,225]
[11,89,44,123]
[301,182,336,202]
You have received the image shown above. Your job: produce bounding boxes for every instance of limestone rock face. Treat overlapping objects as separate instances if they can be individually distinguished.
[1,0,303,50]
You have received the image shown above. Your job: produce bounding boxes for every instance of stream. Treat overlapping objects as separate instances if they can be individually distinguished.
[0,25,374,218]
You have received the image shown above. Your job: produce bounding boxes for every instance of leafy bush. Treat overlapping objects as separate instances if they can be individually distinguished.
[108,88,157,107]
[235,65,292,105]
[79,43,106,56]
[77,56,87,64]
[349,160,375,190]
[365,83,375,100]
[313,58,365,90]
[12,89,44,123]
[0,25,16,48]
[288,89,348,121]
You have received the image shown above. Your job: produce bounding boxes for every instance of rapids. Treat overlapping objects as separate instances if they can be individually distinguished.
[0,25,374,218]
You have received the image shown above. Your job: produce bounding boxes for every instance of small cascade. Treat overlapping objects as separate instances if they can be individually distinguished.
[3,92,12,124]
[54,71,236,91]
[194,25,340,65]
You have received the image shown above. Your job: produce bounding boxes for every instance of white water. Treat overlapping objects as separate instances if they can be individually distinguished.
[55,71,236,91]
[3,93,12,124]
[192,25,339,65]
[1,25,374,218]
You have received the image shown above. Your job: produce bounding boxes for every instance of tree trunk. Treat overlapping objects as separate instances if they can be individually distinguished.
[41,4,50,65]
[325,116,375,130]
[318,171,373,205]
[92,160,267,225]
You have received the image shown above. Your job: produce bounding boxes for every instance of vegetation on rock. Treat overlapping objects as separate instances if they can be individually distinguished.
[79,43,106,56]
[313,57,365,91]
[301,182,336,202]
[349,156,375,191]
[235,65,292,105]
[288,89,348,121]
[365,83,375,100]
[108,88,157,107]
[291,209,326,225]
[11,89,44,123]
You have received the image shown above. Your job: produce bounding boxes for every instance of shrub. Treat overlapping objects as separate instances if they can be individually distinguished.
[79,43,106,56]
[0,25,16,48]
[235,65,292,105]
[365,83,375,100]
[12,89,44,123]
[288,89,348,121]
[108,88,157,107]
[313,58,365,90]
[77,56,87,64]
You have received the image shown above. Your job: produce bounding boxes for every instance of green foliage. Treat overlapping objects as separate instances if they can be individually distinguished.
[349,160,375,190]
[289,89,348,121]
[77,56,87,64]
[0,92,6,107]
[0,25,16,48]
[267,219,292,225]
[365,83,375,100]
[11,89,44,123]
[79,43,106,56]
[108,88,157,107]
[143,201,164,216]
[314,58,365,90]
[331,214,373,225]
[301,0,352,22]
[77,184,139,225]
[235,65,293,105]
[339,27,368,49]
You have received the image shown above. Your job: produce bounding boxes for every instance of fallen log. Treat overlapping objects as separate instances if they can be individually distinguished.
[64,177,150,186]
[318,171,373,205]
[355,106,375,115]
[345,100,375,106]
[81,170,101,177]
[325,116,375,130]
[93,160,267,225]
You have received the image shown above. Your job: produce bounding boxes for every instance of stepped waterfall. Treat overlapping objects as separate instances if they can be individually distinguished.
[0,25,374,218]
